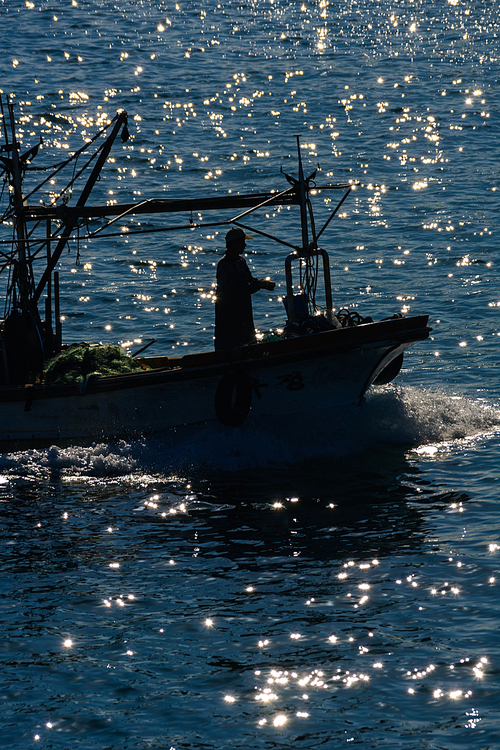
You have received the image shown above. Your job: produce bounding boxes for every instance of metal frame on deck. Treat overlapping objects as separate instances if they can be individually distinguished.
[1,97,354,360]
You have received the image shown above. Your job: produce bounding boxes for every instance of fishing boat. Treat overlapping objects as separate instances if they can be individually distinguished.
[0,96,431,449]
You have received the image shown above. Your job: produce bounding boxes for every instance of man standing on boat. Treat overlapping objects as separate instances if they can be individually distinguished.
[215,227,275,351]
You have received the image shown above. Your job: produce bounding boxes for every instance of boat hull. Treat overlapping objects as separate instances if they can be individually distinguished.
[0,316,430,449]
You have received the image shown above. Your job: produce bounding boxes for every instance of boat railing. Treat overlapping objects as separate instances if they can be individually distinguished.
[284,247,333,323]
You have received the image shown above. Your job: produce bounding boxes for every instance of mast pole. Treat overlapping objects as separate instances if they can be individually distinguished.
[295,135,309,255]
[5,98,31,311]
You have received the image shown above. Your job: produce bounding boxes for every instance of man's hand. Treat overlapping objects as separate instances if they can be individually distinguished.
[259,278,275,291]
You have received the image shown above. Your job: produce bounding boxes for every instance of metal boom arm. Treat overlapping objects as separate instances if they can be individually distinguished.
[33,111,128,304]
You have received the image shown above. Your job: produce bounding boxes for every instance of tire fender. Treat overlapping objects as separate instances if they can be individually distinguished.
[215,369,252,427]
[373,352,404,385]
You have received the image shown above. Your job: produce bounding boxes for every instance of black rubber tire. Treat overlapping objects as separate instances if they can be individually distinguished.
[373,352,404,385]
[214,369,253,427]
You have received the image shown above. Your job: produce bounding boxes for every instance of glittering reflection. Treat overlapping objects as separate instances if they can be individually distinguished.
[1,431,499,747]
[2,0,500,746]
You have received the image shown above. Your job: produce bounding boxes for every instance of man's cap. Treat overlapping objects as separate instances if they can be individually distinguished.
[225,227,253,245]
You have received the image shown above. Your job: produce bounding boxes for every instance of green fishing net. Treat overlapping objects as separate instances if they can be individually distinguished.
[43,343,147,386]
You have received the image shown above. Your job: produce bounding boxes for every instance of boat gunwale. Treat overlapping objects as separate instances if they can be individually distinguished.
[0,315,430,403]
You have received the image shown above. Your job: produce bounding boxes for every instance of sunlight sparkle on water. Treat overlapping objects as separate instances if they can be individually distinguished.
[256,689,278,703]
[273,715,287,727]
[2,1,500,746]
[416,445,438,456]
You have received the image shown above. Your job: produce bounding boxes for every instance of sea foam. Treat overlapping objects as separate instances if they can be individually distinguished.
[1,385,498,478]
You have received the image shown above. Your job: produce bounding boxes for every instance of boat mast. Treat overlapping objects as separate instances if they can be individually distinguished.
[284,137,334,323]
[1,97,33,313]
[0,99,128,383]
[295,135,310,254]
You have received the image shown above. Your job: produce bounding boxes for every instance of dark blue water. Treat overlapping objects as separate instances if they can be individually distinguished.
[1,1,499,747]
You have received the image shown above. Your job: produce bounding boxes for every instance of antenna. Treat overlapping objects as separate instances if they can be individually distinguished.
[295,135,309,254]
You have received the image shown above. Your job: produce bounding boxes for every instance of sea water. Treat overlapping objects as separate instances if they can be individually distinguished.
[0,1,499,747]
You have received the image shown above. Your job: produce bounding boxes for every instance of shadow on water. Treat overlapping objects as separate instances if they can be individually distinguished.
[0,424,492,750]
[184,444,470,565]
[1,441,469,574]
